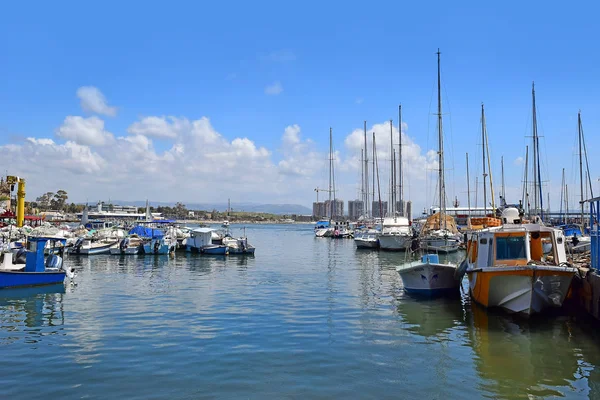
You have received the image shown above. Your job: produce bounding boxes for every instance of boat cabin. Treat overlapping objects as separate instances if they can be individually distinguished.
[467,224,567,269]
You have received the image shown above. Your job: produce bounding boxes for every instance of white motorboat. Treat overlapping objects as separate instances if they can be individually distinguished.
[68,237,118,255]
[421,229,461,253]
[396,254,460,296]
[354,230,379,249]
[223,235,255,255]
[378,216,412,251]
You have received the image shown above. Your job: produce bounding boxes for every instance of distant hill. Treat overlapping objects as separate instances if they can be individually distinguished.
[105,200,312,215]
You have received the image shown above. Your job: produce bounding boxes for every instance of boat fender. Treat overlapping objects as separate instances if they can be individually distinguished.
[154,241,160,253]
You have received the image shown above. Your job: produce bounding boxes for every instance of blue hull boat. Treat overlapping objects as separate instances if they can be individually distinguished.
[0,237,71,289]
[186,244,229,255]
[0,270,66,289]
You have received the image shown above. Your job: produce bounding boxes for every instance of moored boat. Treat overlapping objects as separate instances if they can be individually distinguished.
[68,237,118,255]
[184,228,228,255]
[396,253,460,296]
[378,216,411,251]
[354,229,379,249]
[465,207,576,315]
[0,237,74,288]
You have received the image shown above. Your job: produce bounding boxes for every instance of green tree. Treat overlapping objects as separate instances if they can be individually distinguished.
[35,192,54,211]
[54,190,68,211]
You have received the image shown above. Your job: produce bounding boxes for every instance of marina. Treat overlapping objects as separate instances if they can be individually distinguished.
[2,3,600,396]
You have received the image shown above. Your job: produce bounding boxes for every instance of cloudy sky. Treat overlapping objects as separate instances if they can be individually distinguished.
[1,2,599,214]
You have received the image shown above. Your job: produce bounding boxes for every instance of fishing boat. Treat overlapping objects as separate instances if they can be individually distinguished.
[396,254,461,296]
[464,206,576,315]
[378,216,412,251]
[222,228,255,255]
[185,228,228,255]
[0,237,74,288]
[396,50,461,296]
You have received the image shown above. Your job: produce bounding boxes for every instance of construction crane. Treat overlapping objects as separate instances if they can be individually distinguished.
[6,176,25,227]
[314,187,332,203]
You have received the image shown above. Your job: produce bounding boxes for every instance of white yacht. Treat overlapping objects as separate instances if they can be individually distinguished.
[378,216,412,251]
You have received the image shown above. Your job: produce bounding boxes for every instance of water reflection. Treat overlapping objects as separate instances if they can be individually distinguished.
[467,303,591,398]
[0,284,66,344]
[396,296,464,339]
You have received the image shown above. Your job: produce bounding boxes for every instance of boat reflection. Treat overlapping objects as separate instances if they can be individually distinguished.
[395,294,465,339]
[467,302,587,398]
[0,284,66,344]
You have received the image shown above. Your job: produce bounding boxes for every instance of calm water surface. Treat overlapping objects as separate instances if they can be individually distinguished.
[1,224,599,399]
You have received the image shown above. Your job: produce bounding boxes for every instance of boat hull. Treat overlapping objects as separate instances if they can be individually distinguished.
[0,270,66,289]
[379,234,410,251]
[315,228,333,238]
[396,261,460,296]
[68,242,116,255]
[143,243,171,255]
[109,246,140,255]
[421,237,460,253]
[467,266,576,315]
[186,245,229,255]
[354,238,379,249]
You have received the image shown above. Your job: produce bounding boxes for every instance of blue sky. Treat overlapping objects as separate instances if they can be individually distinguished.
[1,1,599,212]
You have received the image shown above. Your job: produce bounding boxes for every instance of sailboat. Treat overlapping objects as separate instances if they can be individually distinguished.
[395,49,462,296]
[464,83,577,315]
[379,118,411,251]
[419,50,460,254]
[314,128,336,238]
[222,199,231,228]
[562,111,592,253]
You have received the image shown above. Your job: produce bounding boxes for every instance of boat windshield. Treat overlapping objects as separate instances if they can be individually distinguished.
[496,236,526,260]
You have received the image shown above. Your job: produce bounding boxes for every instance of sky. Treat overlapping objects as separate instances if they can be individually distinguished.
[1,1,599,214]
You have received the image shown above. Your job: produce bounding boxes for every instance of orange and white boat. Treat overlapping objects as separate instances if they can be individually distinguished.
[464,207,576,316]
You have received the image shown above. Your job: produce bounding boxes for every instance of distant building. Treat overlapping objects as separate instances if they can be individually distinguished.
[312,202,326,219]
[372,201,388,218]
[325,199,344,219]
[348,200,364,220]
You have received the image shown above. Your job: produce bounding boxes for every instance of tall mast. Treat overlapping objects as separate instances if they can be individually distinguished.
[398,104,403,215]
[390,119,395,215]
[579,111,584,229]
[523,145,529,217]
[532,83,538,216]
[437,49,446,230]
[372,130,376,216]
[501,156,506,203]
[364,121,369,218]
[374,132,383,219]
[466,153,471,219]
[475,176,478,209]
[328,127,333,220]
[481,103,487,216]
[560,168,565,224]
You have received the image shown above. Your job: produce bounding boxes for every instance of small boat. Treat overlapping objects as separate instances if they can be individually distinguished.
[185,228,228,255]
[314,220,333,238]
[223,234,255,255]
[354,229,380,249]
[396,253,460,296]
[222,220,230,228]
[109,235,144,255]
[142,231,175,255]
[464,207,576,316]
[68,237,118,255]
[378,216,412,251]
[0,237,73,288]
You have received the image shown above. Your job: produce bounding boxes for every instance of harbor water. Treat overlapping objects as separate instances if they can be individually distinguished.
[1,224,599,399]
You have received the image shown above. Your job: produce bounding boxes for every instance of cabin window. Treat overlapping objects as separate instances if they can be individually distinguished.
[557,237,563,244]
[496,236,526,260]
[480,238,488,245]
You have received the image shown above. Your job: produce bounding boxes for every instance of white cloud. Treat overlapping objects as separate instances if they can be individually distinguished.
[55,116,114,146]
[282,124,301,146]
[128,116,179,139]
[514,156,524,166]
[76,86,117,116]
[265,81,283,95]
